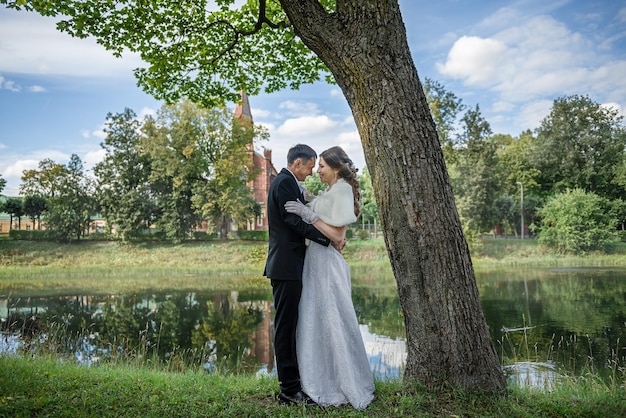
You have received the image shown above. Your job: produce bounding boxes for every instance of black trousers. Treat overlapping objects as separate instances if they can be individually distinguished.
[271,279,302,395]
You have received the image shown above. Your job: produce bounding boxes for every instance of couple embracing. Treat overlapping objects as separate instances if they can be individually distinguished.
[263,144,375,410]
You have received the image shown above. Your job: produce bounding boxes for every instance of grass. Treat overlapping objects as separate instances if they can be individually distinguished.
[0,355,624,417]
[473,237,626,267]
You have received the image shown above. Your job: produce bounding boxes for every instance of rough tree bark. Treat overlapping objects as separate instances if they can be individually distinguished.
[280,0,506,392]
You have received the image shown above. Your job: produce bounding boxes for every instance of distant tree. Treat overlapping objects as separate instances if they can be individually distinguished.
[0,175,6,194]
[423,78,466,163]
[20,159,66,198]
[530,95,626,200]
[534,188,618,254]
[22,155,95,241]
[188,103,266,238]
[492,195,516,237]
[45,155,96,241]
[303,172,326,197]
[496,131,540,195]
[495,130,542,235]
[358,166,379,226]
[610,198,626,233]
[23,195,47,230]
[94,108,157,241]
[142,100,262,240]
[450,105,500,233]
[3,197,24,230]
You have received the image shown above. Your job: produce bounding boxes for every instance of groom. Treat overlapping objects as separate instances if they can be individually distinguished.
[264,144,331,406]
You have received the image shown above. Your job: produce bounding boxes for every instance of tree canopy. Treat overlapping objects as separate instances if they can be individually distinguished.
[531,94,626,200]
[3,0,333,107]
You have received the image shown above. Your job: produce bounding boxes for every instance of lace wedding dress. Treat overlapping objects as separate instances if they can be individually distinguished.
[296,179,375,409]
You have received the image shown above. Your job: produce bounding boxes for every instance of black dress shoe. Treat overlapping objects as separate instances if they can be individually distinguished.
[277,391,317,406]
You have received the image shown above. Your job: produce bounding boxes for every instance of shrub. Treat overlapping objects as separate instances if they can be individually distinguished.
[193,231,218,241]
[237,230,268,241]
[534,189,618,254]
[9,230,48,241]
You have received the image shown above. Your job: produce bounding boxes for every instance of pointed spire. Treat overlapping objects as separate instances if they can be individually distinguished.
[234,90,253,122]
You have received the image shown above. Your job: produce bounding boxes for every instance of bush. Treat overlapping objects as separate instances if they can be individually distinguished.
[9,230,48,241]
[193,231,218,241]
[237,230,268,241]
[534,189,618,254]
[84,232,116,241]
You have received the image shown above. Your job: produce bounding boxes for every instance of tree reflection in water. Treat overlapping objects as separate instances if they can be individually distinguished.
[0,291,266,373]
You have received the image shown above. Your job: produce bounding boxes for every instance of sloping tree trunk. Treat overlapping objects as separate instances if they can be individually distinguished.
[280,0,505,392]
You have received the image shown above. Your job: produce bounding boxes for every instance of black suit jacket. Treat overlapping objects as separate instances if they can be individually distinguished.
[264,168,330,281]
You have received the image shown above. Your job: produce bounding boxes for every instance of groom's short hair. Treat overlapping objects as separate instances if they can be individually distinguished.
[287,144,317,165]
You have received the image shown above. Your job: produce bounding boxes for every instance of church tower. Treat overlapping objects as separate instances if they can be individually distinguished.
[234,91,277,230]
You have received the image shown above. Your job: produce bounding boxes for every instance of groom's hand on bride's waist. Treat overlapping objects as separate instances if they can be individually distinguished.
[332,238,347,253]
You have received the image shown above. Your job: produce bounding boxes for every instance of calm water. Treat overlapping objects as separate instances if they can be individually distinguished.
[2,267,625,387]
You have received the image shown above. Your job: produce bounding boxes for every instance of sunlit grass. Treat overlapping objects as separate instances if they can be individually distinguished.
[0,354,624,417]
[474,238,626,267]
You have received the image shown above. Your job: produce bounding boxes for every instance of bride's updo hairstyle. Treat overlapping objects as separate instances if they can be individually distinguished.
[320,146,361,217]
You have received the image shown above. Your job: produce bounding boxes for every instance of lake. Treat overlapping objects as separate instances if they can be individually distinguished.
[1,266,625,387]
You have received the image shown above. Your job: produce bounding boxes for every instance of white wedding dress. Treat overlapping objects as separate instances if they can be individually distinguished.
[296,179,375,409]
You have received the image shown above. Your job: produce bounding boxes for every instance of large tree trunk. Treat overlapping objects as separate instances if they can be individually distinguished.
[281,0,506,392]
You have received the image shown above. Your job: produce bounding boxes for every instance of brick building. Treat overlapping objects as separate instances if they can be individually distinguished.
[235,91,277,231]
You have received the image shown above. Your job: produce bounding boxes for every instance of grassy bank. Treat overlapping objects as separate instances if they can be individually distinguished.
[1,355,624,417]
[2,237,625,271]
[1,237,625,294]
[474,237,626,267]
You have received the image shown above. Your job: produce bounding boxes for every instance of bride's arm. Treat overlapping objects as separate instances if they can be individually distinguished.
[283,198,348,244]
[311,220,347,243]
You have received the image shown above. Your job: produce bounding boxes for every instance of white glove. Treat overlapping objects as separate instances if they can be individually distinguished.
[284,199,319,224]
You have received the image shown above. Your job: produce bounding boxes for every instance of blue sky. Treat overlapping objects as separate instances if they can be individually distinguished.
[1,0,625,196]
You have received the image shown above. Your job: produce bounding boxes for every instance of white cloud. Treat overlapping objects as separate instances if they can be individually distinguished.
[2,158,39,179]
[0,9,144,78]
[92,129,107,140]
[516,99,553,132]
[601,102,625,119]
[83,149,106,167]
[335,130,363,160]
[137,107,157,119]
[262,114,365,171]
[276,115,337,137]
[0,75,45,93]
[278,100,319,117]
[436,9,626,136]
[492,101,516,113]
[437,36,506,86]
[0,76,21,92]
[250,107,271,119]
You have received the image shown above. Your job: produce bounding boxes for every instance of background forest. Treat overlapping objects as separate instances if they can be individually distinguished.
[1,80,625,253]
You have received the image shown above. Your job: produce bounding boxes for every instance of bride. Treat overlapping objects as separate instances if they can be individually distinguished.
[284,146,375,410]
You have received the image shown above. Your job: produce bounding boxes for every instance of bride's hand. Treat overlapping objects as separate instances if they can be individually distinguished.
[284,199,319,224]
